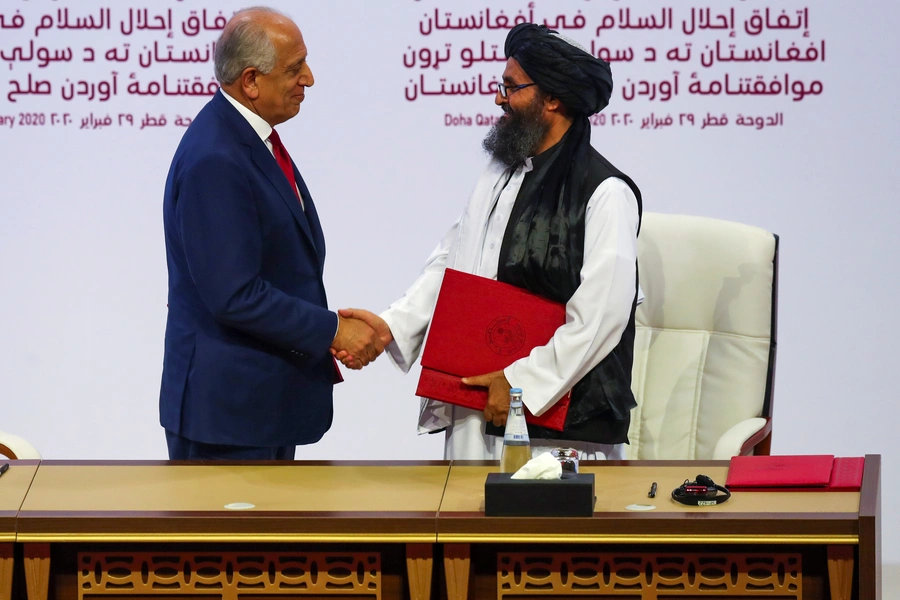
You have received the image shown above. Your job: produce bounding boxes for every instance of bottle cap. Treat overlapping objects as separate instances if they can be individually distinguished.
[510,388,523,394]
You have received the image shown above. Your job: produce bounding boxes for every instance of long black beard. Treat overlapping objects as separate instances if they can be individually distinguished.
[482,98,550,168]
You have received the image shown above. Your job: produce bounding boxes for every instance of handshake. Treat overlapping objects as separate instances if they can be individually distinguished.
[330,308,393,370]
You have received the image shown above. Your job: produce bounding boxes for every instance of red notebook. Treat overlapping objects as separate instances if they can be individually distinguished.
[827,457,865,491]
[416,269,570,431]
[726,455,865,491]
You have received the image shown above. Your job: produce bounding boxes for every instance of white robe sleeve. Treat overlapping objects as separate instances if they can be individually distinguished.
[504,177,640,417]
[380,217,460,373]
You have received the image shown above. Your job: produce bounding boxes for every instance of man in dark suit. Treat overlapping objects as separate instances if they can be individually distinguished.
[160,7,381,460]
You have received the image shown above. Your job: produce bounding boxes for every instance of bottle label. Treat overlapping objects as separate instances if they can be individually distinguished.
[503,417,530,446]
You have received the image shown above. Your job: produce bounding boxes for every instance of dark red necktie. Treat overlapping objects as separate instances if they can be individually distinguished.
[270,129,343,383]
[268,128,300,200]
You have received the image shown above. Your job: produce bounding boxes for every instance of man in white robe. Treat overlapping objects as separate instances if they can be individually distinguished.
[336,24,642,460]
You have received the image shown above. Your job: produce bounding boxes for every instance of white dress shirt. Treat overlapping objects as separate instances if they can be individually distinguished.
[221,90,304,210]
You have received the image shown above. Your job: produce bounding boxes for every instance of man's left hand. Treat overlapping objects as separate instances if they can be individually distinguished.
[461,370,512,427]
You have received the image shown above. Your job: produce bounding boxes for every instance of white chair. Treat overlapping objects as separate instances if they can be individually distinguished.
[0,429,41,459]
[627,213,777,460]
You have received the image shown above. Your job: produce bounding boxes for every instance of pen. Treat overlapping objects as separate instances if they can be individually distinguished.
[648,481,657,498]
[0,463,9,478]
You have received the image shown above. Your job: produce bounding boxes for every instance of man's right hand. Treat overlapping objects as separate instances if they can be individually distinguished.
[331,315,383,368]
[332,309,393,370]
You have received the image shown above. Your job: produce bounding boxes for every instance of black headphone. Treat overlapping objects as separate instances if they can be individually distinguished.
[671,474,731,506]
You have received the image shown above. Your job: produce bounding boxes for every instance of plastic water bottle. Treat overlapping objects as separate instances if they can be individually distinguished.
[500,388,531,473]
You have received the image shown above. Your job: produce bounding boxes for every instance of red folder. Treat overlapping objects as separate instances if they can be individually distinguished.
[827,457,865,491]
[725,455,864,492]
[726,455,833,489]
[416,269,570,431]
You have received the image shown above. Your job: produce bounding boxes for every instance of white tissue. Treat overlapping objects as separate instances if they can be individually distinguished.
[510,451,562,480]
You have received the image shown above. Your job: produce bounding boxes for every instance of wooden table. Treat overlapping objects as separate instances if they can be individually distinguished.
[437,457,881,600]
[0,460,39,600]
[15,460,450,600]
[7,457,882,600]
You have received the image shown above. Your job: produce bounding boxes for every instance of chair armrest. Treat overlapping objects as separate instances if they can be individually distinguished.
[0,430,41,459]
[712,418,768,459]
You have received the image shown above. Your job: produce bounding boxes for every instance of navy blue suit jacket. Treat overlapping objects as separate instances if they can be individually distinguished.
[160,91,337,447]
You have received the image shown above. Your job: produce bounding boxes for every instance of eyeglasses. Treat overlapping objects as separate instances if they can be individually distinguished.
[496,81,537,98]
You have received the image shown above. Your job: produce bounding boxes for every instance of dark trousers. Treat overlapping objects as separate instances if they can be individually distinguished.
[165,430,296,460]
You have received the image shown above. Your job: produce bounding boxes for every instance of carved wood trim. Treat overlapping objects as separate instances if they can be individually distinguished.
[77,551,381,599]
[443,543,471,600]
[497,551,802,598]
[827,545,854,600]
[24,543,51,600]
[0,543,13,600]
[405,543,433,600]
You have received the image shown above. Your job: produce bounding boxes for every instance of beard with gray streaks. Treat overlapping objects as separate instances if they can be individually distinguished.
[482,93,550,168]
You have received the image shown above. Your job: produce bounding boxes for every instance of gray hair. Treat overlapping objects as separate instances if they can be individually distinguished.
[214,7,287,85]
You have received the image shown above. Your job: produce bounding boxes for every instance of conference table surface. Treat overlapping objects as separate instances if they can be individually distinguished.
[14,460,451,542]
[8,459,870,546]
[437,461,864,544]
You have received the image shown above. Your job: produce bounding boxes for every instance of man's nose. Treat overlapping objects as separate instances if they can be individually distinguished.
[301,65,315,87]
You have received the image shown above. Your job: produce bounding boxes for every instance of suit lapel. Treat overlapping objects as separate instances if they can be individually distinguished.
[294,169,326,268]
[249,144,315,247]
[211,93,317,254]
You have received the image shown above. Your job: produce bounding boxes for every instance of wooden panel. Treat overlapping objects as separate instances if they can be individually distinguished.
[0,543,12,600]
[404,544,433,600]
[0,461,39,541]
[443,544,470,600]
[24,543,50,600]
[827,546,854,600]
[858,454,881,600]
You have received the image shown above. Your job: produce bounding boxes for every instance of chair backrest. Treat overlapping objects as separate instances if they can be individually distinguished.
[0,430,41,459]
[627,213,778,460]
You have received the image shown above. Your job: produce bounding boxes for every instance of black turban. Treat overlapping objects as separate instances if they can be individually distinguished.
[505,23,613,115]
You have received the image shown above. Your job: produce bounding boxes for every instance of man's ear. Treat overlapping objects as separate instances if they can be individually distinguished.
[240,67,260,100]
[544,95,564,115]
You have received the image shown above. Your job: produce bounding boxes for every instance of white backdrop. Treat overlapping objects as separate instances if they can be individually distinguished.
[1,0,898,563]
